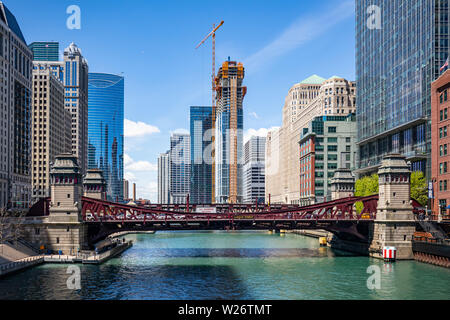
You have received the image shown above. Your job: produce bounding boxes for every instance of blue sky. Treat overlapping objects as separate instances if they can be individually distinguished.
[8,0,356,202]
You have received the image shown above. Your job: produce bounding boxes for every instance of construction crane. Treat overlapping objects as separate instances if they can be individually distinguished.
[195,21,224,204]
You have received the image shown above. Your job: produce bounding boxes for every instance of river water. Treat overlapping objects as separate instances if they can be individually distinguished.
[0,231,449,300]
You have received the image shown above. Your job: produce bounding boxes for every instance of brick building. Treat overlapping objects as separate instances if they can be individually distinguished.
[431,69,450,218]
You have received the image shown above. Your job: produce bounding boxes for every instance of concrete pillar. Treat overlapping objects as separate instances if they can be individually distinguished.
[83,169,107,200]
[369,154,416,260]
[38,154,88,254]
[330,168,355,200]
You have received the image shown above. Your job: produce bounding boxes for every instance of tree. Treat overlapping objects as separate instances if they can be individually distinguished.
[355,174,379,197]
[410,171,428,206]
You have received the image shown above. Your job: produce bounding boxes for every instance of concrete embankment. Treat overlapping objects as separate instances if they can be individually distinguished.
[43,240,133,264]
[0,256,44,277]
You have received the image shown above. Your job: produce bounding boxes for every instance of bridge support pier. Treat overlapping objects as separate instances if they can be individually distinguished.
[22,154,89,254]
[369,154,416,260]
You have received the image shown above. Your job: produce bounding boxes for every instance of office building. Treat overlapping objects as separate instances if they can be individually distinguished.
[431,69,450,216]
[215,59,246,203]
[190,106,213,204]
[243,136,266,204]
[28,42,59,61]
[298,113,357,205]
[356,0,450,177]
[123,179,129,200]
[169,133,190,204]
[31,62,71,202]
[266,75,356,204]
[0,2,33,210]
[265,128,281,204]
[88,73,124,202]
[158,151,170,204]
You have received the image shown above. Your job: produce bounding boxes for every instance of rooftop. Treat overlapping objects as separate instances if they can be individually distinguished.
[299,74,326,85]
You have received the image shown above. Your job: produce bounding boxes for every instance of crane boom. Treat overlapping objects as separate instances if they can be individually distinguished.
[195,21,224,204]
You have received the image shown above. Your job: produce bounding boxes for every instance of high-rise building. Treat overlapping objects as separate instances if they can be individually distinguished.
[0,2,33,210]
[158,151,170,204]
[431,69,450,217]
[243,136,266,204]
[190,106,213,204]
[355,0,449,178]
[43,43,89,175]
[28,42,59,61]
[123,179,129,200]
[63,43,89,175]
[169,133,190,204]
[265,128,281,204]
[31,62,71,202]
[298,113,357,205]
[215,59,246,203]
[266,75,356,204]
[87,73,124,202]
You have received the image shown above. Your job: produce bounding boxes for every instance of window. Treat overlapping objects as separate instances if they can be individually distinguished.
[328,127,337,133]
[328,154,337,161]
[328,145,338,152]
[328,137,337,143]
[328,163,337,170]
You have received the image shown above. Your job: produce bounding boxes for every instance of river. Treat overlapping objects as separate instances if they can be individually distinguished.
[0,231,449,300]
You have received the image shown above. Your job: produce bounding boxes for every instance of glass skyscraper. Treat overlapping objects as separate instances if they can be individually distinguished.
[28,42,59,61]
[215,60,246,203]
[355,0,450,177]
[170,133,190,204]
[88,73,124,202]
[190,106,213,204]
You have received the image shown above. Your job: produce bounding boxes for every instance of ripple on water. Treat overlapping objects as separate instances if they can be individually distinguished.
[0,232,449,300]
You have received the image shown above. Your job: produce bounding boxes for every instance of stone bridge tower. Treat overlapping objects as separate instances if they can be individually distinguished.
[370,154,416,260]
[45,154,88,253]
[330,168,355,200]
[83,169,107,200]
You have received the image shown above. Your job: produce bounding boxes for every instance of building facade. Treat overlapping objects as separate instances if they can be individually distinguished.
[298,114,357,205]
[31,62,71,202]
[28,42,59,62]
[157,152,170,204]
[356,0,450,178]
[123,179,129,200]
[265,127,281,204]
[0,2,33,210]
[190,106,213,204]
[215,60,246,203]
[87,73,124,202]
[169,133,190,204]
[431,69,450,216]
[266,75,356,204]
[243,136,265,204]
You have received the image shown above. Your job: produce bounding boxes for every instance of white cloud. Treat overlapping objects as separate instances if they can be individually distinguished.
[244,0,354,72]
[244,127,280,143]
[249,112,259,119]
[124,119,160,138]
[124,154,157,172]
[170,128,189,135]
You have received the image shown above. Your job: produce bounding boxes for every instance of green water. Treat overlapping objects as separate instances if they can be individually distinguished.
[0,231,449,300]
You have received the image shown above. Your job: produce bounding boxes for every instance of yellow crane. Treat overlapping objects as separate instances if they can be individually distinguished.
[195,21,224,203]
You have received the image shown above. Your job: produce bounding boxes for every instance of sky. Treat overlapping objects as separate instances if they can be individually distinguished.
[7,0,356,202]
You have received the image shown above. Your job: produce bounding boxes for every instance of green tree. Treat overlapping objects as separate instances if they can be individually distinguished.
[410,171,428,206]
[355,174,379,213]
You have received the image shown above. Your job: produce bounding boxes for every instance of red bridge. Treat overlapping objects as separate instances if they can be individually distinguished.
[30,195,425,244]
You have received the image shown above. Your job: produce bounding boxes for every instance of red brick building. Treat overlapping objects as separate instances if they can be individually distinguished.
[431,69,450,217]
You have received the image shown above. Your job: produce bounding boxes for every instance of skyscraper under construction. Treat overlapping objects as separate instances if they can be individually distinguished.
[214,59,246,203]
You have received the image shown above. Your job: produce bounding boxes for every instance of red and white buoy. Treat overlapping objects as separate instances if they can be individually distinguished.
[383,246,397,262]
